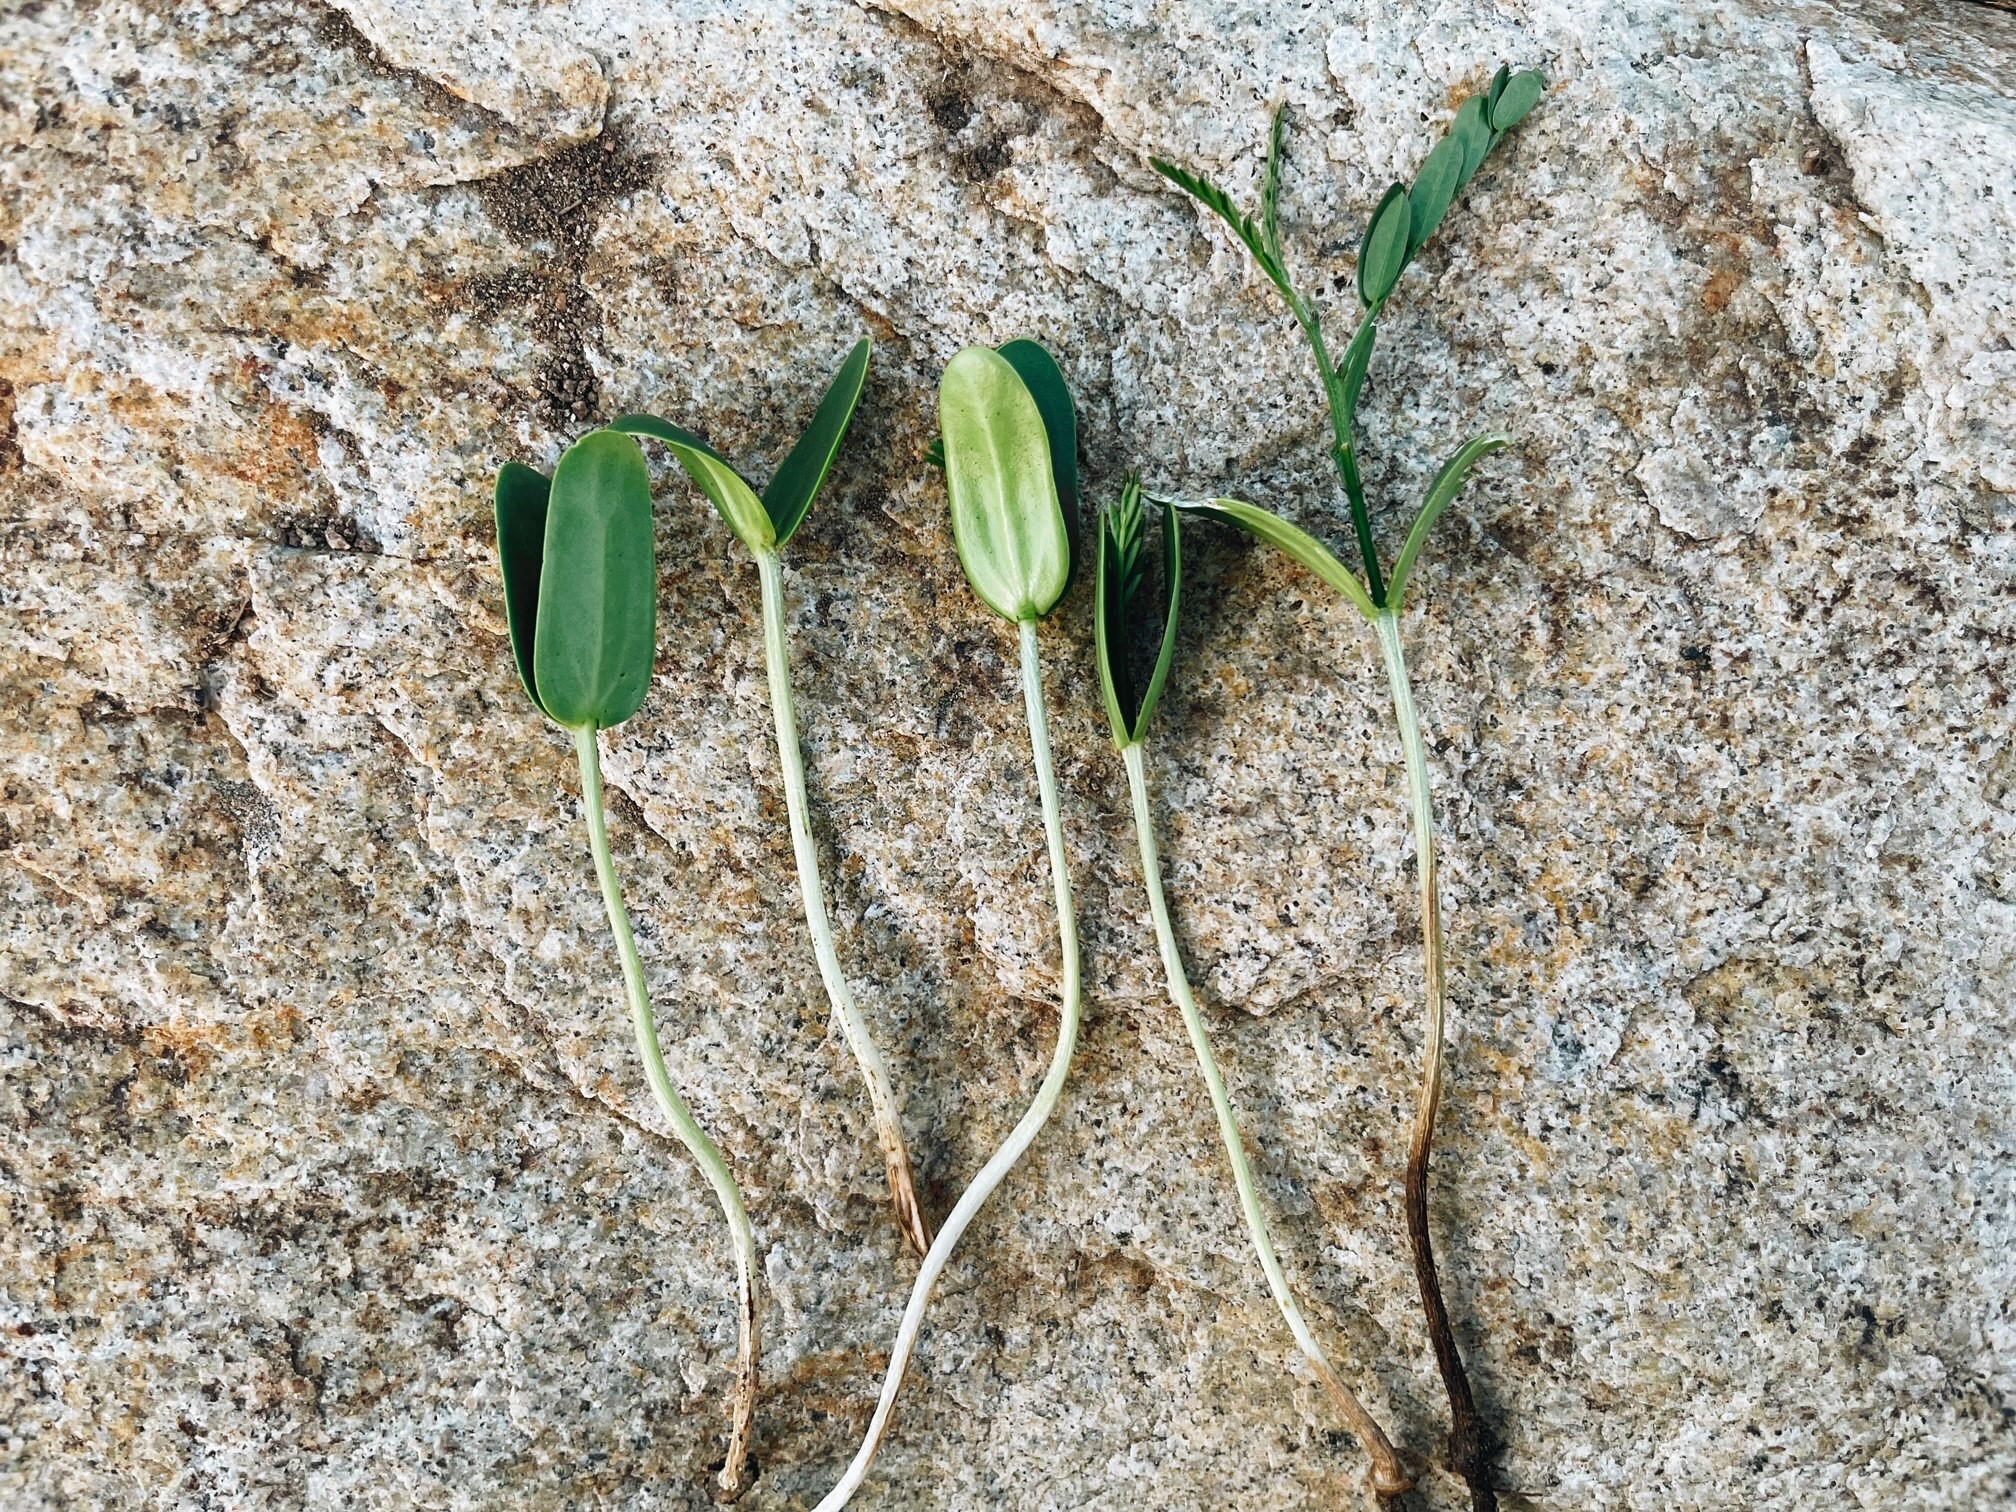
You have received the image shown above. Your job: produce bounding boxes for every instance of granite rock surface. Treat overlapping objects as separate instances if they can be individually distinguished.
[3,0,2014,1508]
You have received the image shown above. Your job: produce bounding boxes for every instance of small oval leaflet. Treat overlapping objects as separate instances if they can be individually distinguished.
[1452,94,1494,180]
[939,344,1072,623]
[1490,70,1546,133]
[1485,63,1512,120]
[1358,182,1412,308]
[1408,131,1468,257]
[532,429,658,732]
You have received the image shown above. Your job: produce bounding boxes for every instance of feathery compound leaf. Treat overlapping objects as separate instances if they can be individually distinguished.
[610,413,774,553]
[1260,105,1288,263]
[1094,478,1184,747]
[939,345,1072,622]
[761,337,872,549]
[1358,182,1412,308]
[1151,156,1292,298]
[1171,497,1378,622]
[533,430,658,731]
[1387,432,1510,606]
[1094,486,1140,744]
[495,461,552,717]
[1490,70,1546,133]
[1408,131,1468,257]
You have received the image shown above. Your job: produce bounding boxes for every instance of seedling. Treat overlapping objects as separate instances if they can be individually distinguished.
[608,340,934,1259]
[813,340,1082,1512]
[1151,68,1546,1512]
[1094,476,1412,1499]
[494,431,760,1501]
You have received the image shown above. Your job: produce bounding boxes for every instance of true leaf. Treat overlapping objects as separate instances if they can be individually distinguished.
[1451,95,1493,181]
[1136,494,1182,739]
[1338,315,1379,436]
[1094,476,1183,747]
[1094,488,1139,743]
[1260,105,1287,263]
[610,413,774,553]
[1171,497,1378,622]
[1386,432,1510,606]
[761,337,872,548]
[1485,64,1511,122]
[495,460,552,717]
[1358,182,1411,308]
[1490,70,1545,133]
[1151,156,1292,300]
[1408,131,1468,257]
[533,430,658,731]
[938,345,1072,623]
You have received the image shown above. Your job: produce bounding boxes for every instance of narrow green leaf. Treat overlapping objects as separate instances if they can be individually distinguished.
[1094,497,1135,745]
[1171,497,1378,622]
[1339,315,1379,436]
[760,337,872,548]
[924,436,945,470]
[1408,131,1468,256]
[1358,182,1412,307]
[1151,156,1293,300]
[533,430,658,731]
[1451,95,1493,181]
[1094,478,1182,747]
[938,345,1071,622]
[1136,498,1183,739]
[1490,70,1546,133]
[495,461,552,717]
[610,412,774,553]
[1387,432,1510,606]
[1260,105,1287,263]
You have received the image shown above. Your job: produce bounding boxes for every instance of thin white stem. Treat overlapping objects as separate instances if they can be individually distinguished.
[1122,742,1411,1498]
[756,549,930,1257]
[813,616,1082,1512]
[574,725,760,1501]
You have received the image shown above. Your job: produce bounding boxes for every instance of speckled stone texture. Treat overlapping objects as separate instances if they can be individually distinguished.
[3,0,2013,1507]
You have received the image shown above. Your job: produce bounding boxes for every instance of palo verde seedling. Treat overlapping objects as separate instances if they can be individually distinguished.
[1094,476,1412,1499]
[1151,65,1547,1512]
[494,432,761,1501]
[607,339,935,1261]
[814,339,1082,1512]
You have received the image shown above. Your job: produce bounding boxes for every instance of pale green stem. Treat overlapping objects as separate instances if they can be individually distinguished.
[574,725,760,1502]
[813,616,1081,1512]
[755,549,931,1257]
[1373,611,1446,1213]
[1377,608,1499,1505]
[1122,741,1411,1497]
